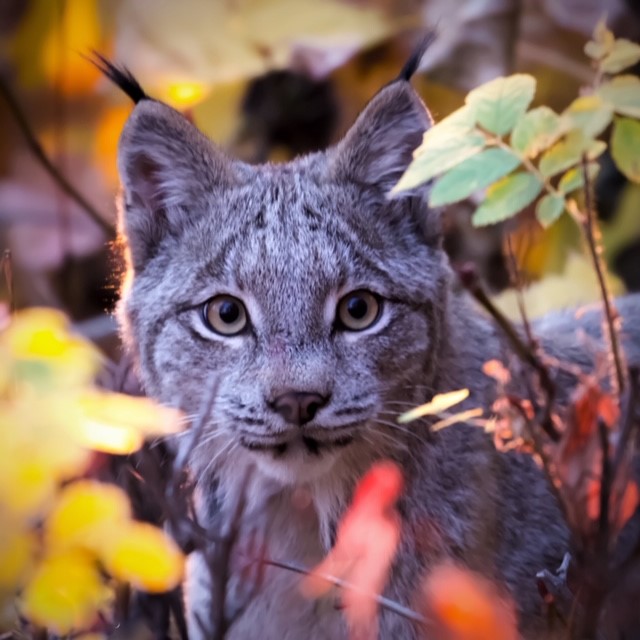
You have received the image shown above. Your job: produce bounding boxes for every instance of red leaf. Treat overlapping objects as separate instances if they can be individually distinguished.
[302,461,403,638]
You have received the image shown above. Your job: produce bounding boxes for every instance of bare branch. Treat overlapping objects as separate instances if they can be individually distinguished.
[263,558,427,627]
[0,74,115,236]
[570,156,627,396]
[1,250,13,313]
[457,264,560,442]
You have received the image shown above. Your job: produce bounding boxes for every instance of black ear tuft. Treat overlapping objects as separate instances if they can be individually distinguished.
[89,52,149,104]
[396,31,437,82]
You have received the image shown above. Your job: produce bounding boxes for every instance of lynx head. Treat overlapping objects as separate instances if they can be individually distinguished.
[110,57,450,486]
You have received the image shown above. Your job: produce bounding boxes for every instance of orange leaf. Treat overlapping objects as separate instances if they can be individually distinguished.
[303,462,403,637]
[613,479,639,532]
[423,564,518,640]
[482,360,511,385]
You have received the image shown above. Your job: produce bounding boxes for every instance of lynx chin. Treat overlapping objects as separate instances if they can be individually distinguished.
[97,47,640,640]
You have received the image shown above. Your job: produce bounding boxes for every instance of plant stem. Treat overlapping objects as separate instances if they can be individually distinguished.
[263,558,427,626]
[457,264,560,442]
[567,157,626,396]
[0,75,114,236]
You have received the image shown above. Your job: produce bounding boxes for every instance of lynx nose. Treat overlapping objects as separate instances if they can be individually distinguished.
[271,391,328,426]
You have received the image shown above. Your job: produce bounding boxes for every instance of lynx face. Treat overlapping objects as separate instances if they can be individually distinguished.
[117,79,446,484]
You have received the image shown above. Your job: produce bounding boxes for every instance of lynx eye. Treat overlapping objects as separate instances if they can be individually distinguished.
[337,290,381,331]
[203,296,248,336]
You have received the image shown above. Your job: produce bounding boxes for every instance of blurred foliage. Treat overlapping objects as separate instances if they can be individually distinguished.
[0,307,184,636]
[1,0,639,326]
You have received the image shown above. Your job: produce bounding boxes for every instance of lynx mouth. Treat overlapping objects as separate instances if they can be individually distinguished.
[239,433,355,457]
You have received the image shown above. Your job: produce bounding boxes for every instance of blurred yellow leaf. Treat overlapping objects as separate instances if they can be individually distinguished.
[21,550,109,634]
[2,308,99,389]
[95,105,131,186]
[8,1,57,88]
[102,522,184,593]
[46,481,131,556]
[431,408,484,432]
[41,0,103,96]
[72,391,183,455]
[398,389,470,424]
[0,527,36,591]
[116,0,415,90]
[163,81,211,110]
[0,456,57,519]
[492,252,625,320]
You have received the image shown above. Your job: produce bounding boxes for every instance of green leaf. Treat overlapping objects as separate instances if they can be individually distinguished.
[601,39,640,74]
[563,95,613,139]
[539,130,598,178]
[558,163,600,194]
[429,148,521,207]
[584,19,615,60]
[536,193,565,228]
[466,74,536,136]
[597,75,640,118]
[472,172,543,226]
[510,106,565,157]
[611,117,640,183]
[393,121,486,193]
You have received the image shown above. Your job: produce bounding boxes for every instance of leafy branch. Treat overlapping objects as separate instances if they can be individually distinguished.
[394,19,639,398]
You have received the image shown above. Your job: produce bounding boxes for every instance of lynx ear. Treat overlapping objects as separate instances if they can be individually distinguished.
[330,81,432,195]
[117,100,239,271]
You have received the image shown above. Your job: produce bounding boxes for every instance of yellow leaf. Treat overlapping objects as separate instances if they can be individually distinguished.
[0,402,91,517]
[492,252,625,320]
[72,391,183,454]
[21,550,109,634]
[102,522,184,593]
[398,389,470,424]
[95,106,131,186]
[162,80,212,110]
[0,458,57,519]
[46,481,131,556]
[0,527,36,591]
[3,308,99,388]
[431,408,484,432]
[116,0,415,87]
[41,0,102,96]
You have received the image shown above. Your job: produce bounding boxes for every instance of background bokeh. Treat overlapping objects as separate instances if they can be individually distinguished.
[1,0,639,362]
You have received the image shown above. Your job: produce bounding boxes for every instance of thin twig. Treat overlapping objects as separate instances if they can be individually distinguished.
[0,75,114,236]
[263,558,427,626]
[1,250,13,313]
[570,156,626,396]
[457,264,560,442]
[597,419,611,555]
[505,233,534,346]
[208,466,254,640]
[611,368,639,481]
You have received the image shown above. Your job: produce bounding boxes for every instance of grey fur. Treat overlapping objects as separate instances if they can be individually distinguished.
[115,76,640,639]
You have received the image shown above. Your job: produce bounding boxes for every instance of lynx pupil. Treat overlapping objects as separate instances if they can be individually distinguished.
[220,300,240,324]
[347,296,368,320]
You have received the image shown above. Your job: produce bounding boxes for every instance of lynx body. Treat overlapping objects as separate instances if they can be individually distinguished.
[105,56,640,638]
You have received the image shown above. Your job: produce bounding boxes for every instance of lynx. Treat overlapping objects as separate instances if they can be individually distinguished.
[97,51,640,639]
